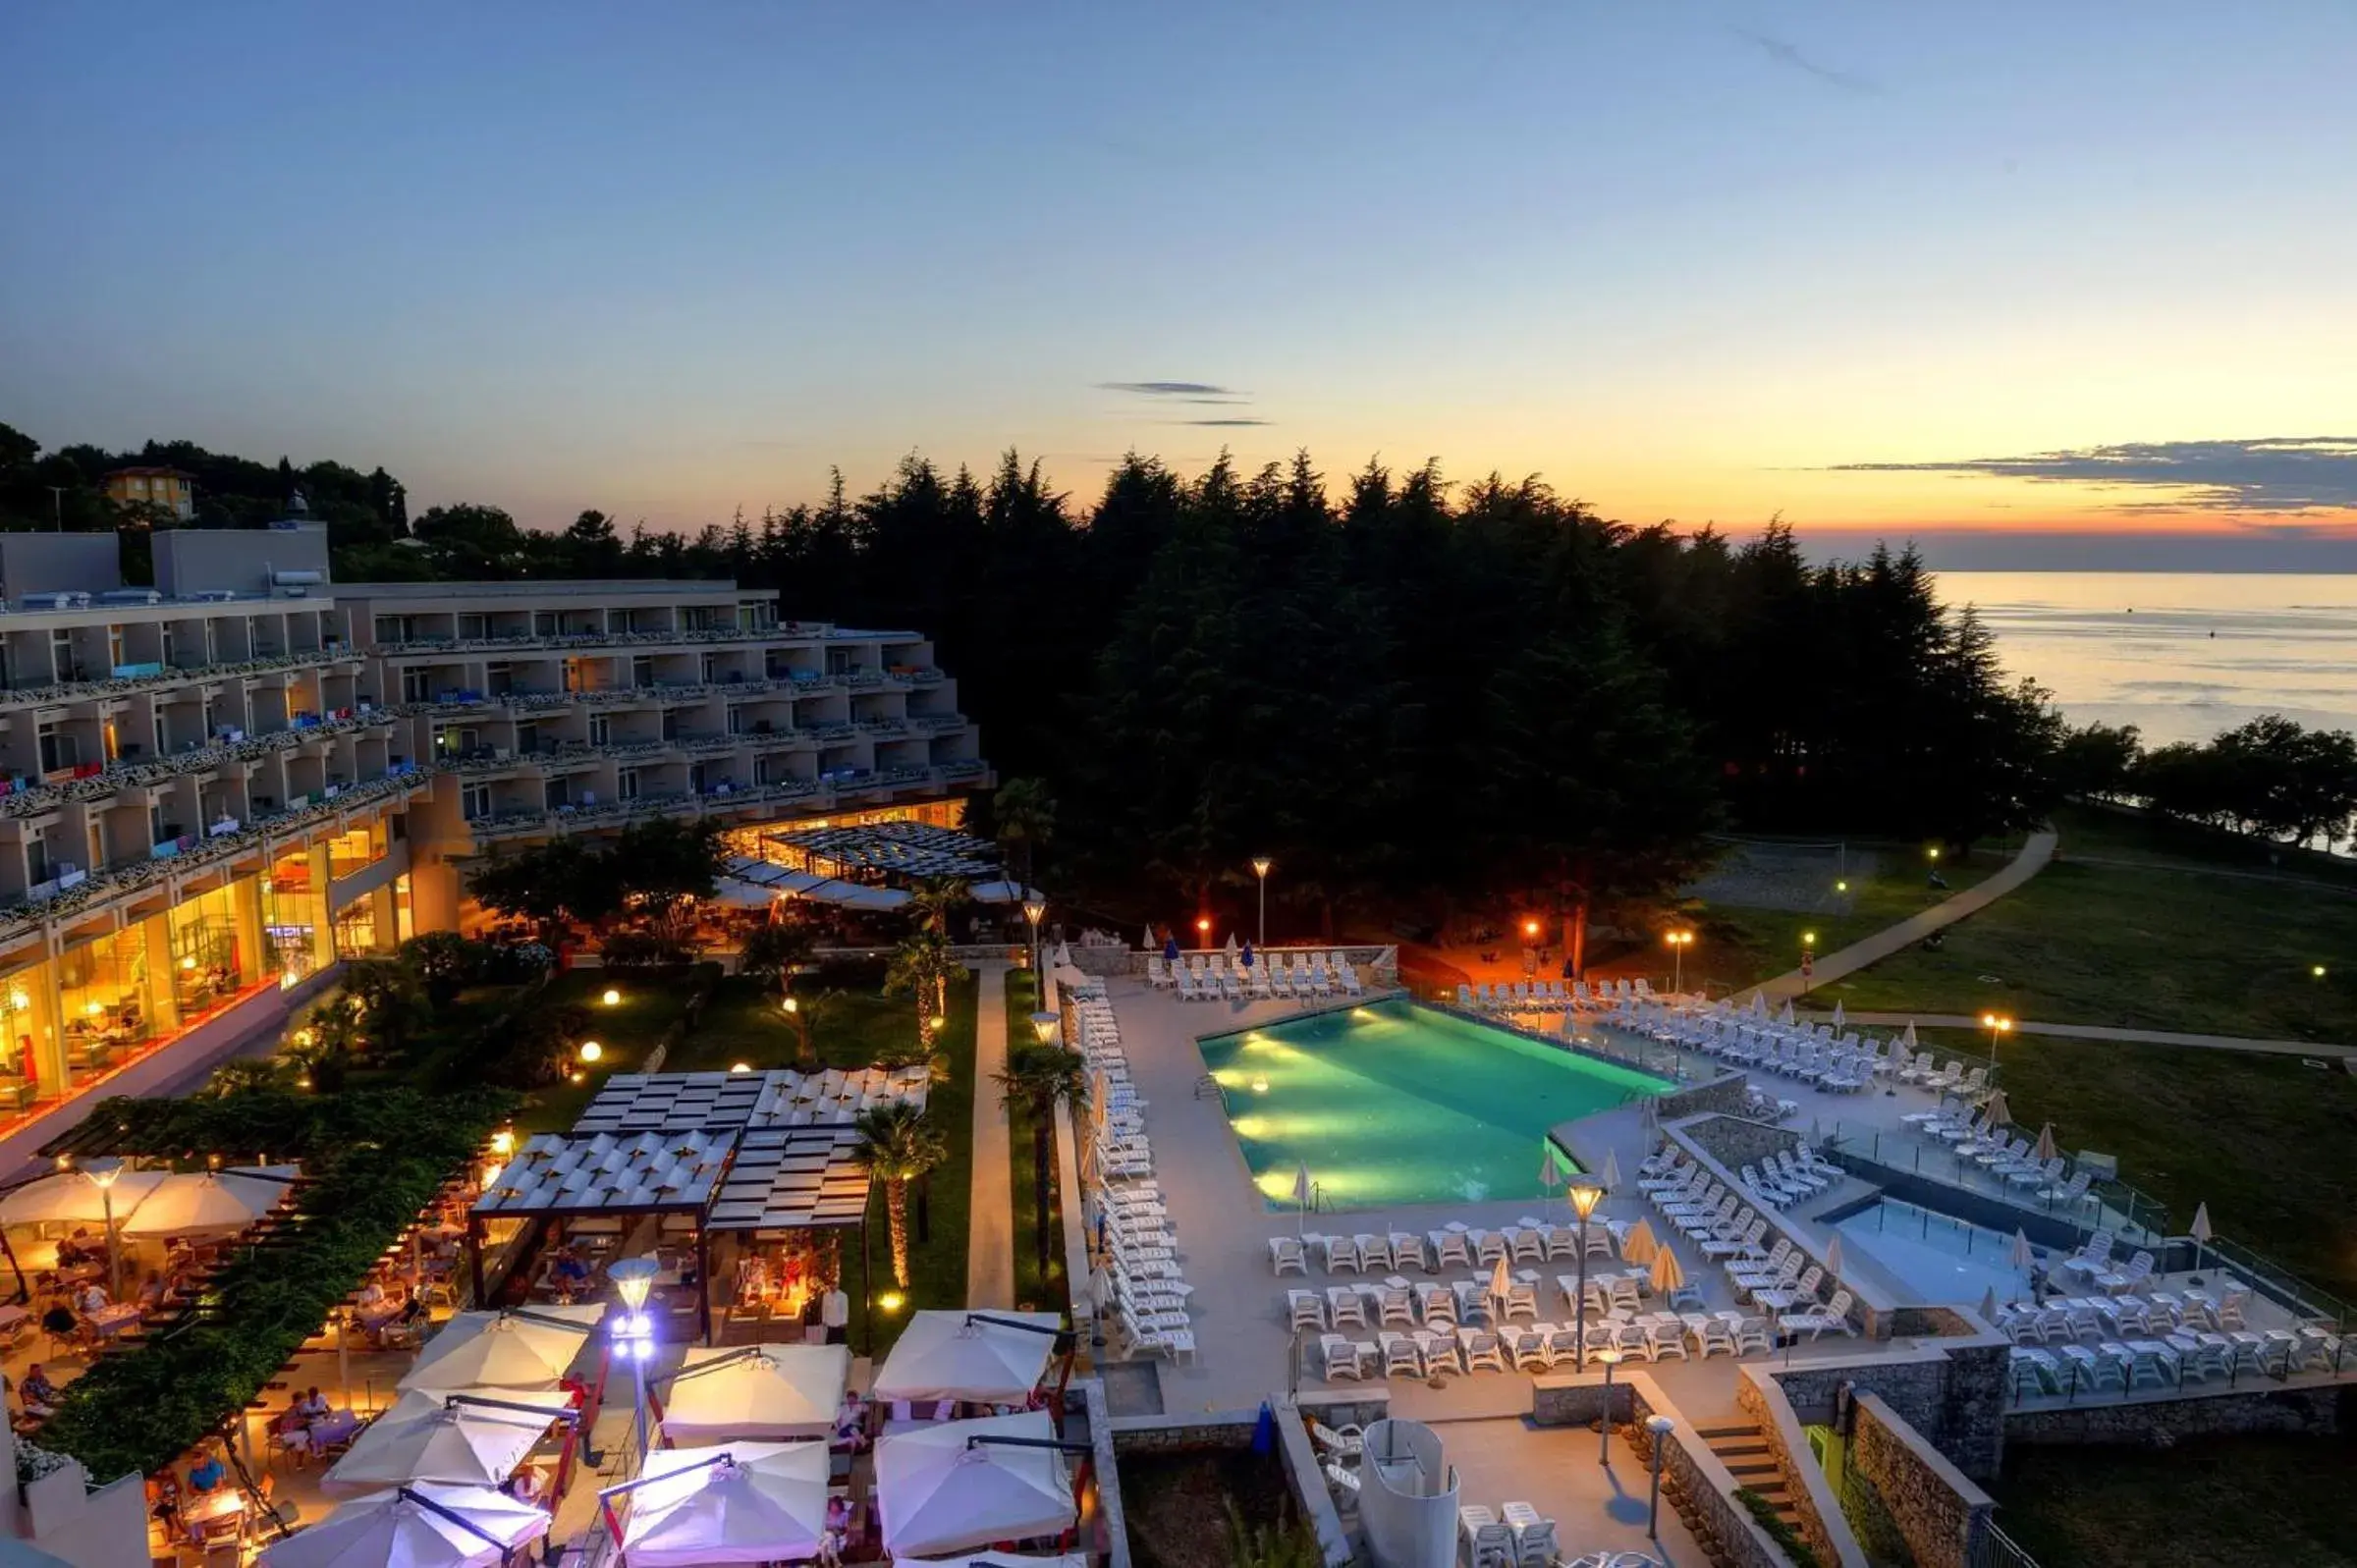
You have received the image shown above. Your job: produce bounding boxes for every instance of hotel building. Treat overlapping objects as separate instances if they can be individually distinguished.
[0,525,986,1170]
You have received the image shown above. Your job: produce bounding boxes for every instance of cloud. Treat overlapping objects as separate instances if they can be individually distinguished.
[1825,436,2357,514]
[1178,417,1272,427]
[1097,381,1239,397]
[1732,28,1878,93]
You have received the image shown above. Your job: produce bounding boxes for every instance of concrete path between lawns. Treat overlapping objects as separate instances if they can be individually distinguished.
[966,960,1014,1310]
[1742,830,2058,1002]
[1828,1010,2356,1060]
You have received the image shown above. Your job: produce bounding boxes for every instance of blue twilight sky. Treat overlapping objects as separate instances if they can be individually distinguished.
[4,1,2355,563]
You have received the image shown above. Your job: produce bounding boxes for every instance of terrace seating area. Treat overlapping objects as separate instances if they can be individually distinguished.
[1456,977,1653,1015]
[1638,1148,1860,1343]
[1071,982,1200,1363]
[1151,948,1363,1001]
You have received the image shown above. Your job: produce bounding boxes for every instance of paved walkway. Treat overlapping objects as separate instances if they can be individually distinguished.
[967,961,1014,1310]
[1830,1010,2356,1059]
[1745,831,2057,1001]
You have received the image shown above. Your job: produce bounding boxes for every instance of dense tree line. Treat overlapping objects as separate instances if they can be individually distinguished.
[2058,715,2357,850]
[0,424,2071,944]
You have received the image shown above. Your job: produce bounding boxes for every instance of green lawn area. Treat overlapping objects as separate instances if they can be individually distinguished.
[1686,837,2017,996]
[1808,809,2357,1045]
[1996,1435,2357,1568]
[1004,969,1072,1317]
[867,971,975,1354]
[665,972,922,1075]
[515,968,695,1131]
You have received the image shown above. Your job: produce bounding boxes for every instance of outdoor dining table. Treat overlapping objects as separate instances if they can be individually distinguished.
[285,1408,363,1459]
[180,1487,247,1532]
[86,1302,141,1338]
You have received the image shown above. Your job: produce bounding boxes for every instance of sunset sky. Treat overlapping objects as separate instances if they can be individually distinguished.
[4,2,2354,565]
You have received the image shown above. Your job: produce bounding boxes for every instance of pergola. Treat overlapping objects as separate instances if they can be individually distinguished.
[468,1067,926,1346]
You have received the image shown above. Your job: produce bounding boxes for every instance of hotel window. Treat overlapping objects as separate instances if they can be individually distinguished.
[49,629,75,678]
[631,656,654,688]
[262,848,321,984]
[36,722,77,775]
[107,625,126,668]
[59,927,158,1071]
[325,820,388,880]
[589,714,611,746]
[618,768,641,800]
[462,783,492,820]
[332,898,380,957]
[402,668,434,703]
[168,882,248,1017]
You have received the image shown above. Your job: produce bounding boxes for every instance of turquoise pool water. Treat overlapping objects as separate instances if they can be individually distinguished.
[1197,1001,1670,1211]
[1832,1198,2036,1305]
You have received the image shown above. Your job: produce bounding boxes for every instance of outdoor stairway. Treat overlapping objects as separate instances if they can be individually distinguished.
[1694,1421,1804,1532]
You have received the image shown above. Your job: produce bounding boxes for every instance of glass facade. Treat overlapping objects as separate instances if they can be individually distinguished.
[325,820,388,882]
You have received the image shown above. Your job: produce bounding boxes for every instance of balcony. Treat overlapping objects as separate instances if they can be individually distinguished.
[374,623,827,657]
[0,709,393,820]
[0,648,365,717]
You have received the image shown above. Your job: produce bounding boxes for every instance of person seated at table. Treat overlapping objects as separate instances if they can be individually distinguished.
[19,1364,58,1417]
[187,1447,226,1494]
[559,1372,590,1409]
[356,1278,387,1311]
[291,1386,330,1427]
[148,1471,184,1540]
[54,1231,91,1269]
[137,1270,168,1312]
[397,1294,429,1329]
[74,1280,109,1317]
[38,1299,79,1346]
[818,1494,851,1567]
[502,1464,544,1502]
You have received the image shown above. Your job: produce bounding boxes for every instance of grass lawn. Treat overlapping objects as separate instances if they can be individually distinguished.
[1995,1435,2357,1568]
[865,971,976,1355]
[1004,969,1073,1317]
[1808,809,2357,1045]
[514,968,694,1132]
[665,971,920,1074]
[1684,838,2018,996]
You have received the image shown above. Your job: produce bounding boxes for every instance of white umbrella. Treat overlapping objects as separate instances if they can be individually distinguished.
[872,1311,1061,1405]
[621,1441,831,1566]
[1982,1091,2011,1129]
[1831,1000,1846,1029]
[1901,1020,1919,1049]
[1487,1254,1512,1306]
[1778,999,1795,1027]
[256,1482,548,1568]
[1824,1234,1844,1277]
[968,880,1039,905]
[0,1167,170,1227]
[1538,1147,1562,1195]
[1600,1150,1622,1194]
[1977,1285,2000,1325]
[2008,1229,2036,1279]
[401,1305,606,1392]
[2033,1123,2057,1163]
[1750,991,1768,1018]
[876,1412,1077,1559]
[660,1345,850,1442]
[121,1166,298,1237]
[323,1386,573,1495]
[1225,932,1239,957]
[2189,1202,2214,1281]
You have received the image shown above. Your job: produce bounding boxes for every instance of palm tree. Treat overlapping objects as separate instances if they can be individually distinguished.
[994,1040,1090,1274]
[992,779,1056,894]
[738,917,816,1006]
[851,1103,948,1287]
[885,930,959,1055]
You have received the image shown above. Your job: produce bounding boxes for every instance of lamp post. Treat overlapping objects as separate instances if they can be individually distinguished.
[1195,915,1211,946]
[1594,1345,1623,1464]
[1022,894,1047,982]
[609,1256,661,1474]
[782,995,811,1065]
[1982,1012,2013,1070]
[83,1158,125,1303]
[1800,930,1817,995]
[1568,1181,1604,1369]
[1251,858,1272,947]
[1665,931,1693,997]
[1645,1415,1675,1537]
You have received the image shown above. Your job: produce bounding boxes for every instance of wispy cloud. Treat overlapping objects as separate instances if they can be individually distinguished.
[1177,417,1271,427]
[1732,27,1878,94]
[1826,436,2357,514]
[1097,380,1239,397]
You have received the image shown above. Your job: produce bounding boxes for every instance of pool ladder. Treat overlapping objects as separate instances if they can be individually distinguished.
[1194,1073,1222,1100]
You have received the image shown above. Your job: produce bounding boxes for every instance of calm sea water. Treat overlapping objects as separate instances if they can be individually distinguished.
[1938,572,2357,747]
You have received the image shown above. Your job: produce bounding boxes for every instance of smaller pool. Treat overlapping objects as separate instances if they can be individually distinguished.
[1831,1198,2036,1305]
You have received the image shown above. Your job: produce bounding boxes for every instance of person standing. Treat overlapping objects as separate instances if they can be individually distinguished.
[821,1283,850,1345]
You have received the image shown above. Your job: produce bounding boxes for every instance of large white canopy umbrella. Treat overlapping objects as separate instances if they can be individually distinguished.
[660,1344,850,1441]
[256,1482,549,1568]
[0,1166,171,1227]
[120,1165,298,1237]
[872,1311,1062,1404]
[714,879,783,910]
[900,1555,1089,1568]
[968,880,1042,905]
[876,1412,1078,1559]
[323,1386,573,1495]
[401,1304,607,1392]
[619,1440,831,1566]
[0,1541,75,1568]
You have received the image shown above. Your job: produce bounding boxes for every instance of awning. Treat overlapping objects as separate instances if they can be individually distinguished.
[401,1305,606,1393]
[0,1167,171,1226]
[323,1386,573,1495]
[254,1482,549,1568]
[620,1441,831,1566]
[875,1412,1077,1559]
[120,1166,298,1237]
[714,879,783,909]
[967,880,1042,905]
[872,1311,1062,1405]
[658,1344,850,1441]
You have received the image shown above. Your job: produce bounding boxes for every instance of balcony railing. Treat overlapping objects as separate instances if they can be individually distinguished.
[465,761,981,840]
[0,648,363,716]
[375,624,904,656]
[0,710,395,819]
[416,672,872,712]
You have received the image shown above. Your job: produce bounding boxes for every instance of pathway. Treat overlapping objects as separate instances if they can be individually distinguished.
[1744,830,2057,1001]
[1831,1010,2356,1059]
[966,960,1014,1310]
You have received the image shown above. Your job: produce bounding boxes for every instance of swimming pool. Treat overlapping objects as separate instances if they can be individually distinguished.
[1197,1000,1670,1211]
[1831,1198,2037,1305]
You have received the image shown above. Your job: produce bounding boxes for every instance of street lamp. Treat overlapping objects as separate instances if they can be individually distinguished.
[1594,1345,1623,1464]
[1665,932,1694,996]
[602,989,622,1007]
[1799,930,1817,995]
[1029,1011,1060,1047]
[578,1040,603,1063]
[1568,1181,1605,1369]
[1251,858,1272,947]
[1195,915,1212,946]
[1022,893,1048,980]
[83,1158,125,1303]
[1981,1012,2013,1067]
[2313,964,2329,980]
[1645,1415,1675,1537]
[609,1256,661,1471]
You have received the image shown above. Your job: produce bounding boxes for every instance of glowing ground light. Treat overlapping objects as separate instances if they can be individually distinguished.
[2314,965,2329,979]
[578,1041,603,1062]
[602,989,622,1006]
[731,1061,753,1073]
[1250,1077,1269,1094]
[877,1291,905,1312]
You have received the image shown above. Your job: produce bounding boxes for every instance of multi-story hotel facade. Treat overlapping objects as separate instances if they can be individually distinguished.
[0,524,987,1170]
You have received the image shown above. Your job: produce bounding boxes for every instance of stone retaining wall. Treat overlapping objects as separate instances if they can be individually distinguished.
[1675,1109,1797,1173]
[1764,1329,2012,1482]
[2005,1384,2344,1445]
[1654,1071,1755,1121]
[1107,1399,1351,1568]
[1076,1381,1130,1568]
[1849,1392,1992,1568]
[1737,1368,1870,1568]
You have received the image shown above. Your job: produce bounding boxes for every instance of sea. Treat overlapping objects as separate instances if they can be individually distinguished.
[1939,572,2357,748]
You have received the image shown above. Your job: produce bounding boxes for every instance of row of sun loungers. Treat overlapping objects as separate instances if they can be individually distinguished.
[1072,987,1197,1364]
[1152,949,1364,1001]
[2009,1324,2346,1397]
[1901,1108,2095,1207]
[1457,977,1652,1015]
[1641,1146,1858,1341]
[1270,1218,1612,1276]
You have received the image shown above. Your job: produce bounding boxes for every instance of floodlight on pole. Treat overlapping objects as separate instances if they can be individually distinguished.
[608,1256,662,1471]
[1030,1011,1061,1047]
[1646,1415,1675,1537]
[1251,857,1272,946]
[84,1157,125,1302]
[1568,1181,1604,1368]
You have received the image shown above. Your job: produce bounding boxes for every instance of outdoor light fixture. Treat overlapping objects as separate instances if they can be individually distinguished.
[1928,845,1942,861]
[84,1157,125,1302]
[1195,916,1212,938]
[1250,1076,1269,1094]
[731,1061,752,1073]
[608,1256,661,1462]
[1030,1011,1060,1046]
[1646,1415,1675,1537]
[1836,879,1849,892]
[1801,931,1817,947]
[1523,919,1540,939]
[1252,858,1273,946]
[490,1129,516,1157]
[577,1041,603,1063]
[1022,894,1048,927]
[2314,965,2329,979]
[1567,1180,1605,1369]
[929,1013,946,1033]
[1982,1013,2013,1066]
[877,1290,905,1313]
[602,989,622,1006]
[782,996,798,1014]
[1594,1346,1624,1465]
[1665,931,1695,995]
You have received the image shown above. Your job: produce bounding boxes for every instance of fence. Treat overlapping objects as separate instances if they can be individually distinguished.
[1966,1521,2043,1568]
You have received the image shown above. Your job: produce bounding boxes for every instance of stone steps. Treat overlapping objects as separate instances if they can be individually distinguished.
[1695,1422,1804,1529]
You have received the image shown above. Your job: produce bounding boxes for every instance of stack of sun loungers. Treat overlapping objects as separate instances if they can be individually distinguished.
[1898,1107,2096,1209]
[1158,949,1365,1001]
[1639,1143,1858,1344]
[1070,985,1197,1363]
